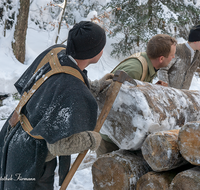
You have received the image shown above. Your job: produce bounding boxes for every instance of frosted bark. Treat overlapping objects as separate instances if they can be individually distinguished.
[97,80,200,150]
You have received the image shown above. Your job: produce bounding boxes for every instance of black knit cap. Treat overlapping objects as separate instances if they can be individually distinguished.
[188,24,200,42]
[66,21,106,59]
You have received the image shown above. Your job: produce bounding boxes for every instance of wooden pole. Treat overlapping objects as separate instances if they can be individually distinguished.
[60,71,134,190]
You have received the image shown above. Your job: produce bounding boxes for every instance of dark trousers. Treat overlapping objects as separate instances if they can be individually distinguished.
[35,158,57,190]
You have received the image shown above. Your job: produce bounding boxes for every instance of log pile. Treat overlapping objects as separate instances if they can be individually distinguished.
[96,80,200,150]
[92,80,200,189]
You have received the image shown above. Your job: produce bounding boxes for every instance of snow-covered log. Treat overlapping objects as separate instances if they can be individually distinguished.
[92,150,151,190]
[97,80,200,150]
[170,167,200,190]
[141,129,188,172]
[178,121,200,166]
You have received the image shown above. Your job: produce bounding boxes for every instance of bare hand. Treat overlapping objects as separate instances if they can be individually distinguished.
[156,80,168,87]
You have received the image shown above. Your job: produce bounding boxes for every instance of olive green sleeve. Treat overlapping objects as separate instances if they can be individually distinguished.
[112,58,143,80]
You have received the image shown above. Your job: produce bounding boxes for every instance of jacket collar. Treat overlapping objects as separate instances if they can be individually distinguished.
[141,52,157,78]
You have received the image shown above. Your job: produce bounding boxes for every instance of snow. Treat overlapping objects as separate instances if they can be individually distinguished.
[1,0,200,189]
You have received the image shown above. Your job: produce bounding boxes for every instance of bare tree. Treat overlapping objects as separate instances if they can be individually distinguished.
[55,0,67,44]
[12,0,30,63]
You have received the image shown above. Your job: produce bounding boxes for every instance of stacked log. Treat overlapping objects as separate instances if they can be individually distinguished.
[92,80,200,189]
[178,121,200,166]
[170,167,200,190]
[136,171,174,190]
[96,80,200,150]
[141,129,188,171]
[92,150,151,190]
[139,122,200,189]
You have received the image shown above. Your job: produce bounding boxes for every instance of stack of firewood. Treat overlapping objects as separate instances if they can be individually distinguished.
[92,122,200,190]
[92,81,200,190]
[138,123,200,190]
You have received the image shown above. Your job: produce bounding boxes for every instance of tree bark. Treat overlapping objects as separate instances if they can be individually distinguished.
[178,121,200,166]
[12,0,30,63]
[92,149,151,190]
[136,164,193,190]
[141,129,188,172]
[97,81,200,150]
[136,171,175,190]
[170,167,200,190]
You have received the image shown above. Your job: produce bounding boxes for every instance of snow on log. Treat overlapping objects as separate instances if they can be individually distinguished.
[170,167,200,190]
[92,149,151,190]
[97,80,200,150]
[136,165,193,190]
[178,121,200,166]
[141,129,188,172]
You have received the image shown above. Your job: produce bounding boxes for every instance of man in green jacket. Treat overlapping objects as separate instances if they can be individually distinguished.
[97,34,177,156]
[112,34,177,84]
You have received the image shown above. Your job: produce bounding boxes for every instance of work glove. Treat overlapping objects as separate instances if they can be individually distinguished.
[46,131,102,157]
[89,73,114,97]
[99,73,114,91]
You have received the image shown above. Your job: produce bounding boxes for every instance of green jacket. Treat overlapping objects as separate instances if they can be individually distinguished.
[112,52,157,83]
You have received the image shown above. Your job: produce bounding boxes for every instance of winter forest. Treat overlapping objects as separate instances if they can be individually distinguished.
[0,0,200,189]
[0,0,200,62]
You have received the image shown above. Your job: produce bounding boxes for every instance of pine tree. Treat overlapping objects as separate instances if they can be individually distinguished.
[102,0,200,58]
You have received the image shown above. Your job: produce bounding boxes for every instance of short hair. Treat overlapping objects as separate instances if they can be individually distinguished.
[146,34,177,59]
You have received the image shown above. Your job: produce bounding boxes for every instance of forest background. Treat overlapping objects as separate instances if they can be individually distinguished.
[0,0,200,64]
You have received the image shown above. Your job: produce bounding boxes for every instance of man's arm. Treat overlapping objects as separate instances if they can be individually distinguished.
[157,58,176,84]
[46,131,102,162]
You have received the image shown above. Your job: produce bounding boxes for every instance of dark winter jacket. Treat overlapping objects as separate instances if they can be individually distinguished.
[0,44,98,189]
[158,43,200,89]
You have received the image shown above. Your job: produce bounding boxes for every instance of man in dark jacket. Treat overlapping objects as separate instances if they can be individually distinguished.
[0,21,113,190]
[158,25,200,89]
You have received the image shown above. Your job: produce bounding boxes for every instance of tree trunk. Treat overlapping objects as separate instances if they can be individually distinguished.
[178,121,200,166]
[136,164,193,190]
[92,149,151,190]
[55,0,67,44]
[141,129,188,172]
[12,0,30,63]
[170,167,200,190]
[97,80,200,150]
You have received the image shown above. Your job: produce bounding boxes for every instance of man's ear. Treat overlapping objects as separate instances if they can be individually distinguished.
[159,56,164,63]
